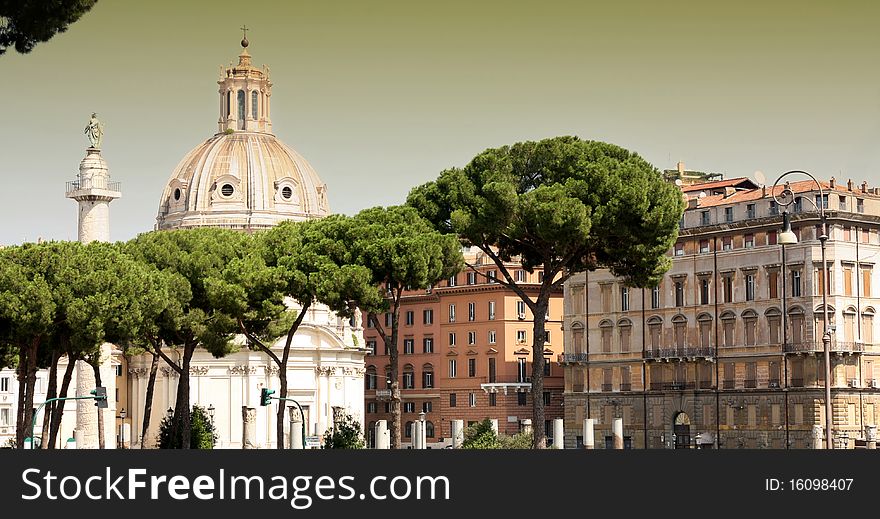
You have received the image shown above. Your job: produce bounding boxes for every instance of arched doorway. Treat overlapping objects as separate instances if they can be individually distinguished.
[673,412,691,449]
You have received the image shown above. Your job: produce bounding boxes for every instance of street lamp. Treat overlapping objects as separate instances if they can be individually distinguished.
[166,407,174,420]
[118,408,127,449]
[772,170,833,449]
[207,404,215,422]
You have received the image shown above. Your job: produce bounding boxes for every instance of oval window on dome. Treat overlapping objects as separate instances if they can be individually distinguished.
[173,188,181,201]
[281,186,293,200]
[221,184,234,197]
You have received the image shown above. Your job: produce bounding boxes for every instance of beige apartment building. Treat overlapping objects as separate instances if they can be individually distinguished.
[364,249,564,447]
[562,174,880,449]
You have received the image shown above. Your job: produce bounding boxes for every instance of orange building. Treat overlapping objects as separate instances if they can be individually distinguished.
[363,249,564,447]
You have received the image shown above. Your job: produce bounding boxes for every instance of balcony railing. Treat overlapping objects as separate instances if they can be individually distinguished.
[558,353,588,364]
[648,382,693,391]
[375,389,392,400]
[644,346,714,360]
[744,379,757,389]
[66,179,121,194]
[620,383,632,392]
[783,342,865,354]
[791,378,804,388]
[601,383,613,392]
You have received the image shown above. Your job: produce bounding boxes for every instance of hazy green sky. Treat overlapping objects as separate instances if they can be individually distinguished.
[2,0,879,244]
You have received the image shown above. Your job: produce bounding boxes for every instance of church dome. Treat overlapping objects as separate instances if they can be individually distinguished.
[156,40,329,231]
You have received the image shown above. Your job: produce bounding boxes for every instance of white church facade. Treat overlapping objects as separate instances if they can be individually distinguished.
[0,34,367,449]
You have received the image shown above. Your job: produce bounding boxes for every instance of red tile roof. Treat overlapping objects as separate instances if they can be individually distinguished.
[680,177,758,193]
[688,179,873,209]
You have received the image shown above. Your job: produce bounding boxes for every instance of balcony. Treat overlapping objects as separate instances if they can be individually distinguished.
[601,383,613,392]
[644,346,714,361]
[66,179,121,195]
[648,382,693,391]
[558,353,588,364]
[744,379,757,389]
[791,378,804,388]
[620,383,632,392]
[783,342,865,354]
[375,389,392,400]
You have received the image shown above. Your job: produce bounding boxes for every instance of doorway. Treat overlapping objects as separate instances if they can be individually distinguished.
[673,412,691,449]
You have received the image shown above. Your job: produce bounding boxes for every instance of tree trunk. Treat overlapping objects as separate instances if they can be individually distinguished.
[92,360,105,449]
[530,295,550,449]
[14,346,29,448]
[39,349,61,449]
[140,350,160,448]
[389,295,402,449]
[171,342,195,449]
[276,368,288,449]
[48,354,77,448]
[16,340,39,448]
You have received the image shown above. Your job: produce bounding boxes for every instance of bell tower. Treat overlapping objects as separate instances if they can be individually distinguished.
[218,27,273,134]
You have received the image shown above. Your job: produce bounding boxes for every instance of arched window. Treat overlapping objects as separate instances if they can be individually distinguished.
[422,363,434,388]
[742,309,758,346]
[789,306,805,344]
[862,307,875,344]
[365,366,377,390]
[617,318,632,352]
[765,308,781,344]
[251,90,258,119]
[697,313,713,349]
[425,421,435,438]
[402,364,414,389]
[226,91,231,118]
[843,306,857,342]
[671,314,687,348]
[647,316,663,352]
[237,89,246,129]
[813,304,836,343]
[720,311,736,347]
[570,322,585,355]
[599,320,613,353]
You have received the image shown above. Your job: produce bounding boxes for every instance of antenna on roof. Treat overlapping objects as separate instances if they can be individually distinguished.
[754,170,766,187]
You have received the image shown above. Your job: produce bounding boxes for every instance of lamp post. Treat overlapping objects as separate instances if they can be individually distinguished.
[119,408,127,449]
[772,171,833,449]
[207,404,215,422]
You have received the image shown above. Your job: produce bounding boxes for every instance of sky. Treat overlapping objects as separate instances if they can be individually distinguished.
[1,0,879,244]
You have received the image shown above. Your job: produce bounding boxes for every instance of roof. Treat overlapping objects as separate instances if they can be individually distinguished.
[687,179,876,209]
[680,177,758,193]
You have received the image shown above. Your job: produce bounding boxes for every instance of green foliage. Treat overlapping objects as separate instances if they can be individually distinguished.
[322,412,365,449]
[157,405,217,449]
[461,418,532,449]
[223,128,235,135]
[0,0,98,55]
[407,136,685,288]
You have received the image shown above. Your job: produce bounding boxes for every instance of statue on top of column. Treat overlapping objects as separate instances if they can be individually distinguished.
[84,113,104,149]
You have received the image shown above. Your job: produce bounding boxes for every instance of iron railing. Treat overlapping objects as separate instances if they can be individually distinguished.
[644,346,714,360]
[558,353,588,364]
[783,342,864,354]
[66,179,121,193]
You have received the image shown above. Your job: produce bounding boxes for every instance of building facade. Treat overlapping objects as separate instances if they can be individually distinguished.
[562,175,880,449]
[363,249,564,447]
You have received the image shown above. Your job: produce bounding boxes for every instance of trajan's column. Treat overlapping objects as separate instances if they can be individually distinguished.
[64,113,120,448]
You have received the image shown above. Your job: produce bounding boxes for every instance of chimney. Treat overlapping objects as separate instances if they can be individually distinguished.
[862,181,868,193]
[762,185,767,198]
[677,161,685,174]
[830,177,835,189]
[848,179,853,191]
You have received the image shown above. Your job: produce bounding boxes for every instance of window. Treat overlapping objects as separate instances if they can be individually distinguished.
[516,330,526,343]
[538,271,544,283]
[673,316,686,347]
[488,330,496,344]
[863,268,873,297]
[403,338,414,354]
[675,243,685,256]
[517,358,528,382]
[422,369,434,388]
[701,211,710,225]
[769,200,778,215]
[448,275,457,287]
[488,357,496,383]
[723,276,733,303]
[816,194,829,209]
[423,337,434,353]
[857,198,865,213]
[468,302,476,321]
[115,364,122,377]
[744,314,757,346]
[0,407,9,426]
[517,392,527,406]
[448,359,457,378]
[744,234,754,248]
[488,301,496,320]
[385,403,391,413]
[651,286,660,308]
[449,333,456,346]
[422,402,433,413]
[863,228,871,244]
[516,270,526,282]
[516,300,527,318]
[237,90,246,129]
[543,391,551,406]
[467,272,477,285]
[250,90,258,119]
[487,270,497,283]
[602,368,613,392]
[601,323,612,352]
[844,266,854,296]
[468,331,476,345]
[449,304,456,322]
[404,402,415,413]
[745,362,757,388]
[791,271,802,297]
[365,367,377,389]
[745,274,755,301]
[699,239,709,253]
[746,204,756,219]
[722,236,732,251]
[619,322,631,352]
[423,309,433,325]
[403,369,414,389]
[544,357,551,376]
[449,393,457,407]
[384,313,392,327]
[469,393,477,407]
[468,358,476,377]
[722,315,735,347]
[840,195,848,211]
[675,281,684,307]
[768,230,777,245]
[1,377,9,392]
[700,279,710,305]
[489,393,497,407]
[769,271,779,298]
[405,311,414,326]
[620,286,629,311]
[725,207,734,222]
[793,197,803,213]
